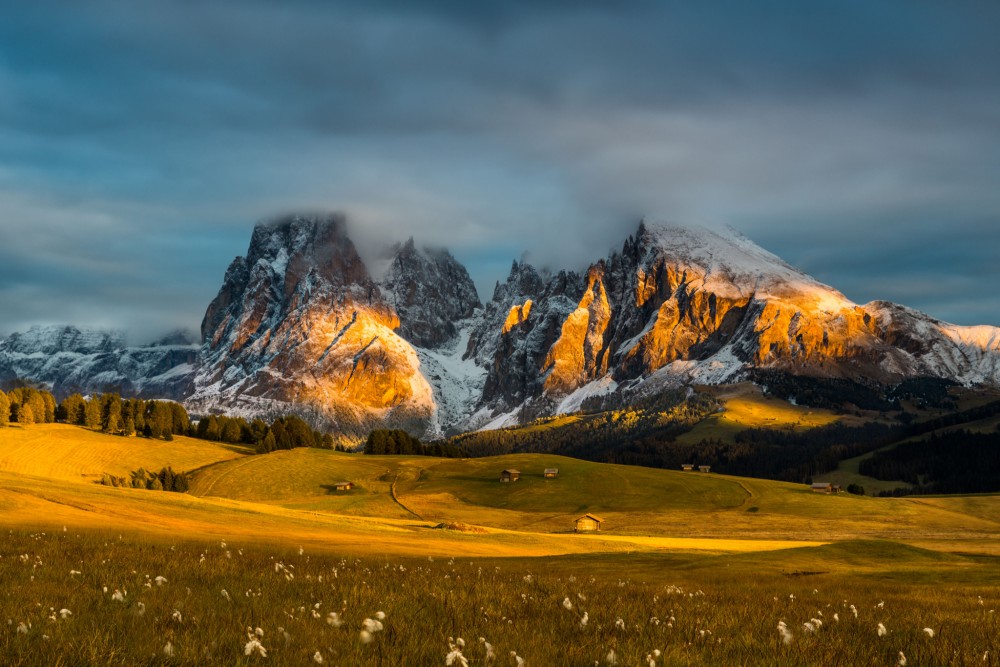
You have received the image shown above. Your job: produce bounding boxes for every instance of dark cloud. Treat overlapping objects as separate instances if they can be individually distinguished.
[1,0,999,340]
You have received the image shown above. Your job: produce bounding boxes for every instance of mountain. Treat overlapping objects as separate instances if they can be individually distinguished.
[187,214,470,439]
[0,325,197,399]
[5,214,1000,440]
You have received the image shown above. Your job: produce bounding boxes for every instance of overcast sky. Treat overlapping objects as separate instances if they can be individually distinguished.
[2,1,999,341]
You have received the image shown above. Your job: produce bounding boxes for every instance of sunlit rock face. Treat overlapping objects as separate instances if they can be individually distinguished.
[468,222,1000,419]
[190,214,436,438]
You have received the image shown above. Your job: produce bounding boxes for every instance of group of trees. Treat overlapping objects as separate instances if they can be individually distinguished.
[195,413,336,453]
[101,466,190,492]
[1,387,58,426]
[860,428,1000,495]
[364,429,465,457]
[58,393,189,439]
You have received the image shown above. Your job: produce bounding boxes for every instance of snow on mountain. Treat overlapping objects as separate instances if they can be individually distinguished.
[6,216,999,439]
[0,325,197,399]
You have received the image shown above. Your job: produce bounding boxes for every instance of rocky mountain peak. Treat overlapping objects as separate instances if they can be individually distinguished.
[380,239,481,349]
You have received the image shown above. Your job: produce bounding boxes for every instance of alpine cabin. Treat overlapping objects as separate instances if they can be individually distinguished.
[500,469,521,483]
[543,468,559,478]
[332,481,354,492]
[574,514,604,532]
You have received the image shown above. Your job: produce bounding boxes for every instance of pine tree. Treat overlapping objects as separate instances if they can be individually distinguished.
[59,394,85,424]
[0,392,9,427]
[123,416,136,437]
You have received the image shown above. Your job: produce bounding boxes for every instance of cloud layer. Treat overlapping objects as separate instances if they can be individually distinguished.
[1,1,998,340]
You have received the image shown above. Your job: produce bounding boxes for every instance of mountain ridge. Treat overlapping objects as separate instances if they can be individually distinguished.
[3,213,999,441]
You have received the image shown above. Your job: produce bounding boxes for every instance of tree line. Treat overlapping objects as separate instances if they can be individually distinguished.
[363,429,465,457]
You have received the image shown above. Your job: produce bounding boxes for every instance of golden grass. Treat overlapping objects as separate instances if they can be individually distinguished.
[0,423,250,483]
[676,383,842,444]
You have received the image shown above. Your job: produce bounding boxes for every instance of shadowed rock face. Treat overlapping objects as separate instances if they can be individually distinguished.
[380,239,481,349]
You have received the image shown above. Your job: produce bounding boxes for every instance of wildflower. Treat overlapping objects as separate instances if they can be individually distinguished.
[802,622,816,633]
[898,651,908,666]
[163,642,175,657]
[155,576,168,586]
[58,609,71,619]
[833,613,839,622]
[360,630,373,644]
[362,618,384,633]
[445,638,469,666]
[580,612,589,628]
[850,604,858,618]
[606,649,619,665]
[69,570,81,576]
[375,611,386,621]
[136,602,146,617]
[877,601,885,609]
[877,623,887,637]
[923,627,935,637]
[511,652,525,667]
[254,627,264,638]
[479,637,495,661]
[562,597,573,610]
[777,621,793,645]
[615,617,626,631]
[111,589,125,602]
[313,651,323,664]
[326,612,343,627]
[16,622,29,635]
[244,635,267,657]
[172,610,183,623]
[298,547,304,555]
[221,589,231,602]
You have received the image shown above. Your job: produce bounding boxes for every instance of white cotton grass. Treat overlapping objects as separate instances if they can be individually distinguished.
[326,612,343,627]
[580,611,589,628]
[898,651,908,666]
[154,575,167,586]
[446,637,469,666]
[877,623,888,637]
[163,641,175,657]
[479,637,495,661]
[312,650,324,664]
[606,648,619,665]
[562,597,573,611]
[111,589,125,602]
[923,627,935,637]
[777,621,793,645]
[244,633,267,657]
[58,609,71,619]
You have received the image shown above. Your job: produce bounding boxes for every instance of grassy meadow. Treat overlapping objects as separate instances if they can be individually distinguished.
[1,422,999,664]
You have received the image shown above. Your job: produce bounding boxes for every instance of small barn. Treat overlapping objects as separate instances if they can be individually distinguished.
[332,481,354,492]
[574,514,604,532]
[500,469,521,483]
[811,482,841,494]
[698,465,711,473]
[681,463,694,471]
[543,468,559,478]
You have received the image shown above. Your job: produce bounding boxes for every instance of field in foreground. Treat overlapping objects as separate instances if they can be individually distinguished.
[2,424,1000,664]
[1,529,998,666]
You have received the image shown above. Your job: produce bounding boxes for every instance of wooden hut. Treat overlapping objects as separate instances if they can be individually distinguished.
[500,469,521,483]
[811,482,841,494]
[543,468,559,478]
[681,463,694,471]
[574,514,604,532]
[332,481,354,492]
[698,465,711,473]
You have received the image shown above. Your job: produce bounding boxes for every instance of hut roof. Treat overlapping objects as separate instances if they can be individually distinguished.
[577,513,604,523]
[811,482,832,488]
[333,480,353,487]
[502,469,520,474]
[544,468,559,473]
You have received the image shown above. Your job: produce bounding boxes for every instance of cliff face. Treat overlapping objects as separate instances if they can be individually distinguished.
[188,214,437,438]
[465,223,1000,422]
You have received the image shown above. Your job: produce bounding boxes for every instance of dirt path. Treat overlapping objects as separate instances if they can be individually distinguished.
[390,471,424,520]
